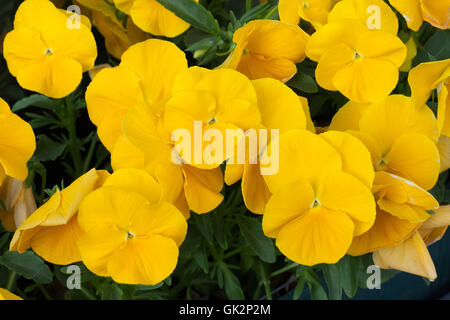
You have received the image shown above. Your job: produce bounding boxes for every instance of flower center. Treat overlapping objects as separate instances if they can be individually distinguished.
[376,158,387,170]
[45,48,54,56]
[354,52,363,60]
[127,231,135,240]
[208,117,217,125]
[311,199,321,208]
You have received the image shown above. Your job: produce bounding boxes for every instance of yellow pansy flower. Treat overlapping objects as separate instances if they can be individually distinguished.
[0,98,36,185]
[373,205,450,280]
[0,288,23,300]
[86,39,188,151]
[219,20,309,82]
[10,169,109,265]
[224,78,307,214]
[327,0,398,35]
[3,0,97,99]
[163,66,262,169]
[261,130,376,266]
[77,168,187,285]
[306,20,406,103]
[329,95,441,255]
[0,176,36,232]
[279,0,339,30]
[330,95,440,190]
[112,0,198,37]
[389,0,450,31]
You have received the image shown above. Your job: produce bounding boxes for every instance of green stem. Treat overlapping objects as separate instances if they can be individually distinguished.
[65,98,83,177]
[264,5,278,19]
[83,134,98,172]
[259,263,272,300]
[222,247,244,260]
[6,270,16,291]
[270,263,298,278]
[79,286,97,300]
[246,0,252,12]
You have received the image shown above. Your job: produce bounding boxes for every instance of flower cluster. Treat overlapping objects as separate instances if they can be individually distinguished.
[0,0,449,300]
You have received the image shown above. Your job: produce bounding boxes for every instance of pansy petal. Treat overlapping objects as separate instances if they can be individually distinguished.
[30,215,84,265]
[120,39,188,115]
[384,133,440,190]
[242,163,271,214]
[373,231,437,280]
[276,206,354,266]
[182,165,224,214]
[107,235,179,285]
[348,208,419,255]
[262,130,342,193]
[263,179,315,238]
[78,224,126,277]
[321,131,374,188]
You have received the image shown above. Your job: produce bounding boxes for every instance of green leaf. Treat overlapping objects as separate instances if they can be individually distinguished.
[12,94,60,112]
[221,264,245,300]
[194,213,214,244]
[213,214,228,250]
[101,282,123,300]
[193,245,209,273]
[238,216,276,263]
[321,263,342,300]
[413,30,450,66]
[339,255,363,298]
[0,251,53,284]
[287,71,319,93]
[293,277,306,300]
[303,269,328,300]
[156,0,222,36]
[35,135,67,162]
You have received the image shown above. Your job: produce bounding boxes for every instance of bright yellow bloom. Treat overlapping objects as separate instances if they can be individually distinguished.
[389,0,450,31]
[306,20,406,103]
[86,39,223,215]
[0,98,36,185]
[3,0,97,98]
[330,95,440,190]
[0,288,23,300]
[77,168,187,285]
[279,0,339,30]
[262,130,375,265]
[10,169,109,265]
[329,95,441,255]
[224,78,307,214]
[220,20,309,82]
[163,66,262,169]
[86,39,188,151]
[373,205,450,280]
[112,0,198,37]
[0,176,36,232]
